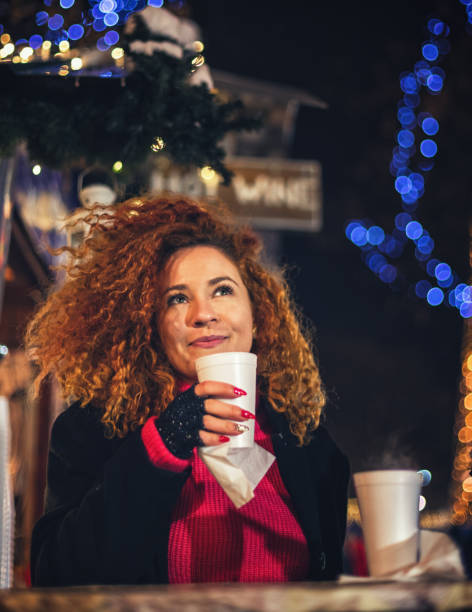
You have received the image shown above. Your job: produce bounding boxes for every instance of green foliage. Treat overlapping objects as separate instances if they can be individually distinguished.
[0,17,260,184]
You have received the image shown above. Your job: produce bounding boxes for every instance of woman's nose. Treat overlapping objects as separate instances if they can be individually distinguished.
[186,297,218,327]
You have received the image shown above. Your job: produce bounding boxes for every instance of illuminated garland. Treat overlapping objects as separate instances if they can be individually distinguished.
[0,3,259,183]
[450,231,472,524]
[0,0,151,54]
[344,9,472,319]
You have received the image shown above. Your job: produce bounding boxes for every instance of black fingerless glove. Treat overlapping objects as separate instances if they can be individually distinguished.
[155,385,205,459]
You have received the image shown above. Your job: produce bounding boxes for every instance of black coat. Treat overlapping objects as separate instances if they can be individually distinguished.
[31,399,350,586]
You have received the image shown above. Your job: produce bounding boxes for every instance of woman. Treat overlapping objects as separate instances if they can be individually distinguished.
[27,194,349,586]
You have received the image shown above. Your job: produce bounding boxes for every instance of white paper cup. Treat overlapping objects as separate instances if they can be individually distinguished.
[195,352,257,448]
[353,470,422,577]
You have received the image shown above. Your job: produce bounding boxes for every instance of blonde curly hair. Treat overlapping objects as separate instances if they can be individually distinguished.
[25,194,325,444]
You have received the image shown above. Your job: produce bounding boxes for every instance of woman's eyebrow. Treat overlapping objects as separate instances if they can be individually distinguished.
[163,276,239,296]
[209,276,239,287]
[163,283,188,296]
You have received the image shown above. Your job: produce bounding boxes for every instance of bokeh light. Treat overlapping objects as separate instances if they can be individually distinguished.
[461,303,472,318]
[462,477,472,493]
[426,258,440,277]
[397,129,415,148]
[48,14,64,31]
[397,106,416,127]
[36,11,49,26]
[394,212,412,230]
[68,24,84,40]
[405,220,423,240]
[99,0,115,12]
[418,469,432,486]
[395,175,412,194]
[379,264,397,283]
[93,19,107,32]
[438,274,454,289]
[427,73,443,92]
[366,226,385,246]
[96,37,109,51]
[111,47,124,59]
[420,139,438,158]
[428,19,444,35]
[366,253,386,273]
[409,172,424,191]
[350,226,368,247]
[70,57,83,70]
[104,30,119,45]
[400,73,419,94]
[19,46,34,60]
[422,117,439,135]
[434,262,452,282]
[426,287,444,306]
[422,42,439,61]
[465,394,472,411]
[104,12,119,26]
[29,34,43,49]
[92,5,103,18]
[415,280,432,298]
[418,495,426,511]
[200,166,217,182]
[151,136,165,152]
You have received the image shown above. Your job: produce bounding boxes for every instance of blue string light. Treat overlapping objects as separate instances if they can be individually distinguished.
[0,0,152,52]
[345,5,472,318]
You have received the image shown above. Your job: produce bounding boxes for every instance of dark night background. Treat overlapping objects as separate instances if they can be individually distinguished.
[190,0,472,510]
[2,0,471,512]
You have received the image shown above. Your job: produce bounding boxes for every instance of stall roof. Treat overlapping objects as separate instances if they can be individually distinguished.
[212,70,328,109]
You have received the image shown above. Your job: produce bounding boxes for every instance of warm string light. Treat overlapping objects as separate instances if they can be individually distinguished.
[200,166,216,182]
[150,137,165,152]
[451,344,472,524]
[451,213,472,523]
[70,57,82,70]
[345,12,472,318]
[0,0,157,59]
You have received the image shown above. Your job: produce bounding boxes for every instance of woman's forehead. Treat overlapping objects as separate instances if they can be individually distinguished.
[161,245,242,284]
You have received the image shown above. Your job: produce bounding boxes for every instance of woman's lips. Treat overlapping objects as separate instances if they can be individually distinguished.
[190,335,227,348]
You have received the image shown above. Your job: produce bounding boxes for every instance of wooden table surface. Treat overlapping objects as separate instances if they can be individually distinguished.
[0,580,471,612]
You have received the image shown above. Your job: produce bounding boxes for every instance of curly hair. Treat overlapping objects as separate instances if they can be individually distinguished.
[25,194,325,444]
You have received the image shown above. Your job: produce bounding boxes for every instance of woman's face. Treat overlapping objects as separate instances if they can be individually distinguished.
[157,245,254,382]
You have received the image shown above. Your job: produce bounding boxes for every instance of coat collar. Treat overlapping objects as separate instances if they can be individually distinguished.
[259,396,324,572]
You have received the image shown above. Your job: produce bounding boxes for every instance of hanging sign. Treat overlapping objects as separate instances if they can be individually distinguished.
[150,156,323,231]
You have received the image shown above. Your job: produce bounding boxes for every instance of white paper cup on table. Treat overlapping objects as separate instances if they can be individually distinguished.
[353,470,422,577]
[195,352,257,448]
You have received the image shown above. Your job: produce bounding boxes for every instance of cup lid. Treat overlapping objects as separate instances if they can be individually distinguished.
[196,352,257,368]
[353,470,423,486]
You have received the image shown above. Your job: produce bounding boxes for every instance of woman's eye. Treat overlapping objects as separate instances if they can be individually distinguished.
[167,293,188,306]
[214,284,234,297]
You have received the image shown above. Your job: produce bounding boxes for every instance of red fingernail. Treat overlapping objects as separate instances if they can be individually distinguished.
[219,436,230,443]
[234,387,247,397]
[241,410,255,419]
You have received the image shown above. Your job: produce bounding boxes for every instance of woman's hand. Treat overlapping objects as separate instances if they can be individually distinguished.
[194,381,254,447]
[155,382,254,459]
